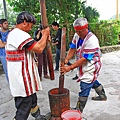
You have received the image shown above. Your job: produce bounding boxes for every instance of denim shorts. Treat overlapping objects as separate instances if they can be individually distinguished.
[79,80,101,97]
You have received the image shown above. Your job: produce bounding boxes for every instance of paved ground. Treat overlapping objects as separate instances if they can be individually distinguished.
[0,50,120,120]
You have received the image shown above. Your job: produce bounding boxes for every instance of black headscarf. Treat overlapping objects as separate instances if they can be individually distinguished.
[16,11,36,24]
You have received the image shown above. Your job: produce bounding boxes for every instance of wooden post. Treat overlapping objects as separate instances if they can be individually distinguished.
[39,0,54,80]
[116,0,119,20]
[59,27,66,94]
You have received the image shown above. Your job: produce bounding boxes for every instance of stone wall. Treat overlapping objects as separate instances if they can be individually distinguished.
[100,45,120,54]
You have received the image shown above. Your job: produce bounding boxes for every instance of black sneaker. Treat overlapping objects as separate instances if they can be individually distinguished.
[72,75,78,80]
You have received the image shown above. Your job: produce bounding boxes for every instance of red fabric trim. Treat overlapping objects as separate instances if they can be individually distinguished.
[92,60,101,82]
[18,38,33,50]
[28,42,37,50]
[6,50,24,54]
[92,63,98,82]
[25,51,33,95]
[10,28,14,32]
[79,66,83,77]
[74,24,88,30]
[32,60,38,91]
[80,32,93,58]
[6,50,25,61]
[6,57,24,61]
[84,48,99,52]
[73,39,76,44]
[22,61,30,96]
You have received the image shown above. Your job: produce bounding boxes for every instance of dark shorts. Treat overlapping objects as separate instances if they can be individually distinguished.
[14,93,37,120]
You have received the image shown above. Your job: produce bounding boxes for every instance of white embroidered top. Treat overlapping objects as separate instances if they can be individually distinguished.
[6,28,42,97]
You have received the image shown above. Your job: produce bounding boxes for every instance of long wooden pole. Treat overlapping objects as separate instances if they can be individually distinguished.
[59,27,66,94]
[39,0,54,80]
[116,0,119,20]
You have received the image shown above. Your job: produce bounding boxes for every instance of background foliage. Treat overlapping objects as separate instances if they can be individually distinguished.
[6,0,99,25]
[1,0,120,52]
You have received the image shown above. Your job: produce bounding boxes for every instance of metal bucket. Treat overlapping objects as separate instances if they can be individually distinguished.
[48,88,70,117]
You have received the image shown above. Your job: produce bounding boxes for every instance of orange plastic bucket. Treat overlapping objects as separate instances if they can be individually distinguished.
[61,110,82,120]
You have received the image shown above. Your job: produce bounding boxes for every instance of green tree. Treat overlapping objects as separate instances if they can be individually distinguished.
[6,0,40,23]
[0,3,5,19]
[6,0,87,25]
[0,2,17,25]
[6,0,100,49]
[80,1,100,23]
